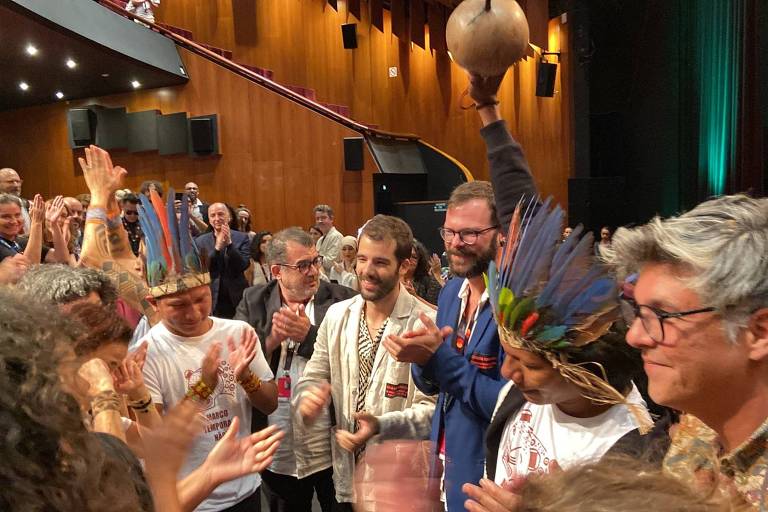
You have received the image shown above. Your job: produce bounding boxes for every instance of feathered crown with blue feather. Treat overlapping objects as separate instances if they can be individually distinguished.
[138,189,210,298]
[487,197,650,430]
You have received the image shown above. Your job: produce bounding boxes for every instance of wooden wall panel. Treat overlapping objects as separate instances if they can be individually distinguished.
[153,0,573,207]
[0,48,375,236]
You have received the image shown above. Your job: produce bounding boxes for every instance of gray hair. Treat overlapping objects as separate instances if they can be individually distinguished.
[266,227,314,265]
[0,193,22,208]
[16,265,118,306]
[313,204,334,218]
[603,194,768,341]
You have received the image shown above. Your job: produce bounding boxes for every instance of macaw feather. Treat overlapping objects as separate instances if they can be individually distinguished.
[149,190,173,271]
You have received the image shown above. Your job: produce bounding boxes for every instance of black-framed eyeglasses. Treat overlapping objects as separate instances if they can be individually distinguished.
[619,297,717,343]
[277,255,324,274]
[124,210,139,216]
[438,225,498,245]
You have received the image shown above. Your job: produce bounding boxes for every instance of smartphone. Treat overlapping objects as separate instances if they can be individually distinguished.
[175,192,184,201]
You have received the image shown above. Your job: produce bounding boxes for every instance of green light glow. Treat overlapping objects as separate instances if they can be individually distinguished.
[697,0,743,196]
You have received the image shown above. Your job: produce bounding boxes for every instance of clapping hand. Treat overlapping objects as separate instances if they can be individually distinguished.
[201,341,222,390]
[77,145,127,205]
[462,477,525,512]
[215,225,232,251]
[29,194,45,225]
[203,421,285,486]
[299,381,331,424]
[227,332,258,382]
[383,313,450,366]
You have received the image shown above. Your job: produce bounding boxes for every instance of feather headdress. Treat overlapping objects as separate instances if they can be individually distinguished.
[138,189,210,298]
[487,197,650,433]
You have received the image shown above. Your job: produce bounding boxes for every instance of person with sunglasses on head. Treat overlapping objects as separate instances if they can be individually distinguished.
[121,193,143,256]
[235,227,357,512]
[604,194,768,509]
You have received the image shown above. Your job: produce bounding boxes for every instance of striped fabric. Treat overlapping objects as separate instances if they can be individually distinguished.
[356,314,389,414]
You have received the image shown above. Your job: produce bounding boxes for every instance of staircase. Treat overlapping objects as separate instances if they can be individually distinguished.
[105,0,356,122]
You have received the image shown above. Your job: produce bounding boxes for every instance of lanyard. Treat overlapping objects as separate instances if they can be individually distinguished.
[452,304,477,354]
[0,237,21,253]
[282,341,297,372]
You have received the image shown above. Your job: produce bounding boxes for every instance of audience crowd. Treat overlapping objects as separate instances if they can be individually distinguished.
[1,68,766,512]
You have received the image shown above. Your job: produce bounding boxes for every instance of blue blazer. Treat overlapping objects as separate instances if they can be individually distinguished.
[194,229,251,316]
[412,278,507,511]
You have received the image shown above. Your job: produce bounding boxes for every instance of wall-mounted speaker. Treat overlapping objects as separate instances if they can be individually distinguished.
[126,110,161,153]
[67,108,98,149]
[343,137,364,171]
[536,61,557,97]
[342,23,358,49]
[189,114,219,156]
[158,112,189,156]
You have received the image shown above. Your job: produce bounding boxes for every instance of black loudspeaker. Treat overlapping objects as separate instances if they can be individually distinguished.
[94,106,128,150]
[342,23,358,49]
[343,137,364,171]
[536,61,557,97]
[189,115,219,156]
[67,108,98,149]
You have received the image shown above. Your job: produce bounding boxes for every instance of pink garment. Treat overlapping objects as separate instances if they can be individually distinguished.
[115,297,142,329]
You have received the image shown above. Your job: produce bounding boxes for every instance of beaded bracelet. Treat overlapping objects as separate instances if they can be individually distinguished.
[91,390,122,416]
[239,374,262,394]
[127,394,153,413]
[186,379,214,402]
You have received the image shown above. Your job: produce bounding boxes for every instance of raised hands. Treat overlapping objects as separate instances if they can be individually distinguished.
[299,381,331,424]
[204,421,284,486]
[45,195,67,228]
[113,359,149,400]
[270,304,311,345]
[468,71,506,107]
[335,411,380,453]
[214,224,232,251]
[227,332,258,381]
[77,145,127,205]
[201,341,223,390]
[383,312,451,366]
[78,358,116,398]
[29,194,45,225]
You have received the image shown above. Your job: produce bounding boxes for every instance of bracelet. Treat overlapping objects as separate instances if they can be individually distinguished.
[238,373,262,394]
[186,379,214,402]
[91,390,121,416]
[475,100,500,110]
[127,394,153,412]
[86,207,108,223]
[106,215,123,230]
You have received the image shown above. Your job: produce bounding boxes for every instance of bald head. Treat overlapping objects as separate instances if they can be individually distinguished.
[0,168,22,196]
[64,197,84,230]
[208,202,230,232]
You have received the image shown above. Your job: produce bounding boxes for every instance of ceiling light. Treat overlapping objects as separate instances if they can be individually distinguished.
[101,73,110,78]
[55,91,65,99]
[25,44,38,56]
[66,59,77,69]
[131,80,141,89]
[19,82,29,91]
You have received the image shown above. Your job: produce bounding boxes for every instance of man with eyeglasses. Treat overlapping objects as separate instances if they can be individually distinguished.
[384,71,538,510]
[235,227,357,512]
[605,194,768,509]
[295,215,437,510]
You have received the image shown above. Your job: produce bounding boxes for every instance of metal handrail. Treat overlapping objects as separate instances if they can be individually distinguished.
[95,0,420,141]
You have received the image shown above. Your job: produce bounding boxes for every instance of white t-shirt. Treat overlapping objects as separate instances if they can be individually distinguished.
[494,381,649,485]
[141,317,274,512]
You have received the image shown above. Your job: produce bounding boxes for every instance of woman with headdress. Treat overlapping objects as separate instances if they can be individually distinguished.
[235,205,256,240]
[482,199,652,487]
[329,234,359,290]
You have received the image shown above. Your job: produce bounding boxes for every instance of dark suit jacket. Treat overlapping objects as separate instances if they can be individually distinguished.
[235,279,358,429]
[197,200,210,226]
[194,229,251,316]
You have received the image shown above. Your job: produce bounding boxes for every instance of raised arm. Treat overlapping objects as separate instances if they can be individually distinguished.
[78,146,157,324]
[23,194,44,265]
[469,72,538,231]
